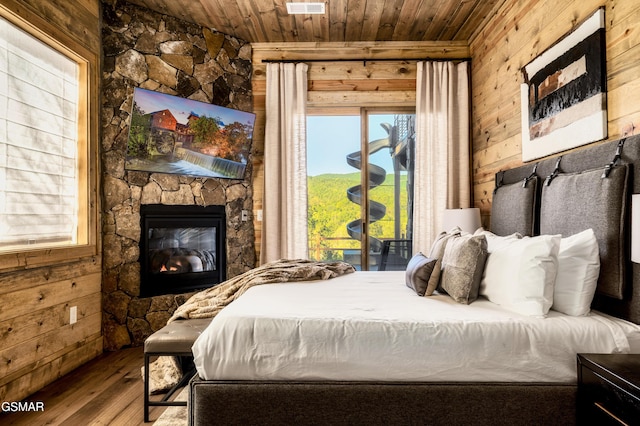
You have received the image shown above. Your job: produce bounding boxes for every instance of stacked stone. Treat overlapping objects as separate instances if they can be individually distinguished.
[101,1,256,350]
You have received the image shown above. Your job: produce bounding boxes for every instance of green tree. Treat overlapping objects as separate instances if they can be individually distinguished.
[307,173,409,262]
[191,116,220,149]
[127,103,151,158]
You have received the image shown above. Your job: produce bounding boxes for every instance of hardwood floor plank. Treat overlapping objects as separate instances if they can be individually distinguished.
[8,349,137,424]
[63,375,142,425]
[0,347,173,425]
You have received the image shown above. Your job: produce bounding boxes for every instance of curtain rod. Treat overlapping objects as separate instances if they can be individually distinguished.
[261,57,471,63]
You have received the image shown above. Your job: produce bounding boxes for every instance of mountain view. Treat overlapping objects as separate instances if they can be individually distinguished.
[307,172,409,261]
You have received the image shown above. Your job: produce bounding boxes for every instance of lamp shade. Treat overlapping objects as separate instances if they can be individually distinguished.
[443,208,481,234]
[632,194,640,263]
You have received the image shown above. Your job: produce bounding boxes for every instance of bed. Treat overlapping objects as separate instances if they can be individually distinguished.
[188,134,640,425]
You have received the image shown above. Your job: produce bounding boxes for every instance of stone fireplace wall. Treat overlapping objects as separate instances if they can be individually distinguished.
[101,1,256,350]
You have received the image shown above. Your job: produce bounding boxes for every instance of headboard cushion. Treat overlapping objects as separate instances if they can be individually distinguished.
[490,134,640,325]
[539,165,629,299]
[491,177,538,237]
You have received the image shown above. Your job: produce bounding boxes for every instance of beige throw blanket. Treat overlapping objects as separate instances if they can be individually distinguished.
[146,259,355,393]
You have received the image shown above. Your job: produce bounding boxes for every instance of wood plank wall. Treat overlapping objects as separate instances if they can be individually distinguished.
[470,0,640,227]
[0,0,103,402]
[250,41,469,260]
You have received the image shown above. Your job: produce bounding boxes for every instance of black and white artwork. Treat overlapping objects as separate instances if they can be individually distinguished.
[521,8,607,161]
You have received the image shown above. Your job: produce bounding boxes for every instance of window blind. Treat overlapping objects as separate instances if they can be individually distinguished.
[0,16,79,250]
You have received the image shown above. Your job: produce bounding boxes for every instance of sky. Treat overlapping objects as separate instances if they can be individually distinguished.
[306,114,399,176]
[132,87,255,127]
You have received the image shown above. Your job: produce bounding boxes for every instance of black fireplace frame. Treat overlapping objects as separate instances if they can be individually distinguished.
[139,204,227,297]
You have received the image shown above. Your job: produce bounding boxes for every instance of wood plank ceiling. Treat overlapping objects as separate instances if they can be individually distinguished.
[123,0,504,43]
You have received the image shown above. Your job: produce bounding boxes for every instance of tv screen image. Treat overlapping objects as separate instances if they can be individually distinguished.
[126,88,255,179]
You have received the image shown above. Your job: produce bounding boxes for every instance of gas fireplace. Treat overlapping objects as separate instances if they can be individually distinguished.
[139,204,226,297]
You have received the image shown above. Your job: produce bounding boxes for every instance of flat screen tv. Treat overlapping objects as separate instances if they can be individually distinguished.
[125,87,255,179]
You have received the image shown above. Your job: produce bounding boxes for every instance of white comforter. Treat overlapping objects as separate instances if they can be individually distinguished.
[192,271,640,383]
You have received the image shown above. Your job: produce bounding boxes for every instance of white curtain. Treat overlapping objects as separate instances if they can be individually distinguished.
[260,62,309,264]
[413,61,471,254]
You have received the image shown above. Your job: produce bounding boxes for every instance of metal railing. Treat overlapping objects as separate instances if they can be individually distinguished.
[308,236,359,262]
[309,236,401,270]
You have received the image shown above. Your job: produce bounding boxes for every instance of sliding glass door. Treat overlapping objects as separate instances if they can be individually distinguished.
[307,109,415,270]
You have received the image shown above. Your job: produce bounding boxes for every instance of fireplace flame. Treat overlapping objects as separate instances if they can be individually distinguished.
[159,264,179,273]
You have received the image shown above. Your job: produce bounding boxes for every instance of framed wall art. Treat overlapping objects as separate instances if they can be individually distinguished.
[521,8,607,162]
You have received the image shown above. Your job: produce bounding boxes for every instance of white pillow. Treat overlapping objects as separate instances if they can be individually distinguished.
[552,229,600,316]
[480,234,561,316]
[474,229,522,252]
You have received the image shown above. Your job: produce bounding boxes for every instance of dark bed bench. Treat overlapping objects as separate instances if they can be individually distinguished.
[143,318,211,422]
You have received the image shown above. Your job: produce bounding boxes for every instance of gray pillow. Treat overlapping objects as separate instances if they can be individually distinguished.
[426,228,462,295]
[405,253,437,296]
[440,234,488,304]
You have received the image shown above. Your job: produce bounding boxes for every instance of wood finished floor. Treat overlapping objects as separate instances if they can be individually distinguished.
[0,347,172,425]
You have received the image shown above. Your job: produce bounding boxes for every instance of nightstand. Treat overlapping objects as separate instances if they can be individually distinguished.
[577,353,640,425]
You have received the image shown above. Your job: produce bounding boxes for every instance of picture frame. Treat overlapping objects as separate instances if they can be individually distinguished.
[520,8,607,162]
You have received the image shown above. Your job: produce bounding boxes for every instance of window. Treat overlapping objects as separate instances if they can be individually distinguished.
[307,109,415,270]
[0,12,90,256]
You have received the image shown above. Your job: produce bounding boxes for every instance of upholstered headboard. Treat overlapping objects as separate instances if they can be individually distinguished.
[491,134,640,325]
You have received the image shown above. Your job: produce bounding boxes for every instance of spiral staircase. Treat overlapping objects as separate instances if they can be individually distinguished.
[345,117,413,265]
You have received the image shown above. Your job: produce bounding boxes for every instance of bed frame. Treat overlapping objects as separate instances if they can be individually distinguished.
[188,134,640,425]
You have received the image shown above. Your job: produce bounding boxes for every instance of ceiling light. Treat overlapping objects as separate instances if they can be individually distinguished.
[286,2,325,14]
